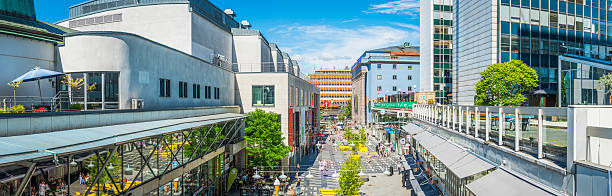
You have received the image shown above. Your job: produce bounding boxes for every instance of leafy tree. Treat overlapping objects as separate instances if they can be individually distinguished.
[600,73,612,104]
[244,109,289,170]
[338,100,352,121]
[184,124,226,158]
[338,158,363,196]
[475,60,539,106]
[86,152,122,185]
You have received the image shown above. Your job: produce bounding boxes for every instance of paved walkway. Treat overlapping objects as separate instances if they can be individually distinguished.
[287,128,412,195]
[361,173,411,195]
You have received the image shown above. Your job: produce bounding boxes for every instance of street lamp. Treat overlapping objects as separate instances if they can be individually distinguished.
[87,161,94,168]
[107,163,114,170]
[69,159,77,167]
[279,170,288,180]
[252,171,262,179]
[358,170,366,177]
[331,171,340,178]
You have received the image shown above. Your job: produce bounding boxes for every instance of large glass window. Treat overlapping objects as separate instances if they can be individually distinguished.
[252,85,274,106]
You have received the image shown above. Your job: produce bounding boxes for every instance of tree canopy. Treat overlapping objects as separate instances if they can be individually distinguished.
[338,158,364,195]
[338,100,352,121]
[244,109,289,169]
[475,60,539,106]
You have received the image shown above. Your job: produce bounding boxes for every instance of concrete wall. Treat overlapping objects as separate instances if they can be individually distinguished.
[191,12,234,66]
[0,106,240,137]
[0,34,58,100]
[233,35,262,72]
[454,0,498,105]
[56,3,234,67]
[352,69,367,126]
[57,4,193,58]
[58,32,236,109]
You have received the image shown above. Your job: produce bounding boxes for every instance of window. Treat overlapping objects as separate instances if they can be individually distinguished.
[193,84,201,99]
[377,64,382,69]
[407,75,413,80]
[159,78,170,97]
[178,81,188,98]
[393,64,397,69]
[393,75,397,80]
[393,86,397,91]
[377,75,382,80]
[407,65,413,70]
[205,86,211,99]
[252,85,275,106]
[214,87,220,99]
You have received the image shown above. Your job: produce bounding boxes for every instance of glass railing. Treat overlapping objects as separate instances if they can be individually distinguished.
[414,105,569,168]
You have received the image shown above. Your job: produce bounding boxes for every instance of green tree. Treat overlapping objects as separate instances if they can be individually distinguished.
[184,124,226,158]
[244,109,289,169]
[600,73,612,104]
[86,152,122,184]
[338,100,352,121]
[338,158,363,196]
[475,60,539,106]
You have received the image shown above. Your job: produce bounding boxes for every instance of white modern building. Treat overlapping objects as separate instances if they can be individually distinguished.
[0,1,69,108]
[57,0,236,69]
[420,0,454,104]
[231,28,274,72]
[235,72,320,167]
[58,31,236,109]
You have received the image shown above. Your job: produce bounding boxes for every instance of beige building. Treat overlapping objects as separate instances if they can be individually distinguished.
[235,72,320,167]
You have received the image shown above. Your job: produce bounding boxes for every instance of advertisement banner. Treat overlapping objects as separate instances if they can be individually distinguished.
[373,102,417,109]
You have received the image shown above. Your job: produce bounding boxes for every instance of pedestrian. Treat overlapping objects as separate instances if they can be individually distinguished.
[38,181,45,196]
[397,162,402,174]
[401,171,406,187]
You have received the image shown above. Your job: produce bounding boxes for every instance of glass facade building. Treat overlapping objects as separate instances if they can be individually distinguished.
[498,0,612,106]
[559,55,612,106]
[433,0,454,104]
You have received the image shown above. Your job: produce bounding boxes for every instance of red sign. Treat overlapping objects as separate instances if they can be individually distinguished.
[288,108,293,152]
[323,100,330,107]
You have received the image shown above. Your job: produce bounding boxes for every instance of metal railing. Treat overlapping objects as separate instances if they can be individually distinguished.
[0,91,119,112]
[412,104,568,166]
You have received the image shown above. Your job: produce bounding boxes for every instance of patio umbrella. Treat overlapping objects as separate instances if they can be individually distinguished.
[12,67,65,104]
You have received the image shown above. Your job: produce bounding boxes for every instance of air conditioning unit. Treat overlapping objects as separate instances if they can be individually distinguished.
[131,99,144,109]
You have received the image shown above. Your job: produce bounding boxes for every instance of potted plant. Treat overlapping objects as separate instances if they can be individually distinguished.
[7,81,22,106]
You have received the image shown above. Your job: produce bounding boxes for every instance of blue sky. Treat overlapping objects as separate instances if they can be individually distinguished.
[34,0,420,74]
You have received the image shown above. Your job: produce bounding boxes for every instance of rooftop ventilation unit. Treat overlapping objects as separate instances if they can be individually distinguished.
[224,9,236,18]
[240,20,251,29]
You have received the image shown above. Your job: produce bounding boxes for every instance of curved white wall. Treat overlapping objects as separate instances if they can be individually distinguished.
[59,32,236,109]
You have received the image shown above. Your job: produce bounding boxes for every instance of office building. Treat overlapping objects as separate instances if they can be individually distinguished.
[420,0,454,104]
[308,69,352,118]
[231,27,320,167]
[351,45,420,126]
[454,0,612,106]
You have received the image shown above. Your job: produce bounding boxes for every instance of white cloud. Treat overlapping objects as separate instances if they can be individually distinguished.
[342,18,360,23]
[269,24,419,73]
[392,22,419,31]
[366,0,419,16]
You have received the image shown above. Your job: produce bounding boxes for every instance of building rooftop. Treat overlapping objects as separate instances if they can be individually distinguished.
[0,3,75,43]
[367,45,420,54]
[67,0,239,31]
